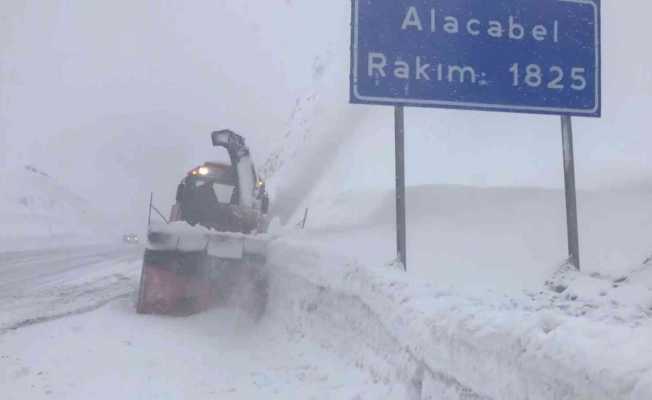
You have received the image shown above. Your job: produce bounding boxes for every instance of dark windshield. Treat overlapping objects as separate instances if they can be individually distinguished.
[177,168,240,231]
[184,176,237,205]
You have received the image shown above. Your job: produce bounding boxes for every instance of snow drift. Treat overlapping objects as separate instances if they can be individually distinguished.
[266,236,652,400]
[260,184,652,399]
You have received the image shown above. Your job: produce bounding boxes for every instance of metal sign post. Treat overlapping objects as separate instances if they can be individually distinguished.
[561,116,580,270]
[395,106,407,270]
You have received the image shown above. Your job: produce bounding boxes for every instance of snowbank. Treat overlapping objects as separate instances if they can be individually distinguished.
[266,237,652,399]
[266,185,652,398]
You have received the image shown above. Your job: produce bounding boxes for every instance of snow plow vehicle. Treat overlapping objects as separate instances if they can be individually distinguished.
[136,130,270,317]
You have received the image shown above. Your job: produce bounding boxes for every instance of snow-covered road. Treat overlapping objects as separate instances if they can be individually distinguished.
[0,244,393,399]
[0,245,142,332]
[0,245,141,293]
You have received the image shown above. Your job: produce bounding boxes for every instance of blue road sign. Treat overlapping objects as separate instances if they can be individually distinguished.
[350,0,601,117]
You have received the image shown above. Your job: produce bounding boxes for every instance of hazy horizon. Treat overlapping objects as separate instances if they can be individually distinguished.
[2,0,651,229]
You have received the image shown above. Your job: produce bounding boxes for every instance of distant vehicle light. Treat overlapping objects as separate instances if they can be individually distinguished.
[198,167,210,176]
[256,179,264,188]
[123,234,139,244]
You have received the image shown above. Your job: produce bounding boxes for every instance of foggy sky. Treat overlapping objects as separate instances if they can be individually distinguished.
[1,1,651,229]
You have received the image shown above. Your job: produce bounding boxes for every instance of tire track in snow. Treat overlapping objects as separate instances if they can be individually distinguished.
[2,293,131,334]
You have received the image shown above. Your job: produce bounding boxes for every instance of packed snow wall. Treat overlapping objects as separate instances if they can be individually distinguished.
[263,239,652,400]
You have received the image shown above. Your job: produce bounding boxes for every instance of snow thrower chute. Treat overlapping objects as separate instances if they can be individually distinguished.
[137,130,270,316]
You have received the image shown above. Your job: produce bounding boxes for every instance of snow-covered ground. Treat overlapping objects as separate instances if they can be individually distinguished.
[0,245,398,400]
[0,300,393,400]
[266,231,652,399]
[263,184,652,399]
